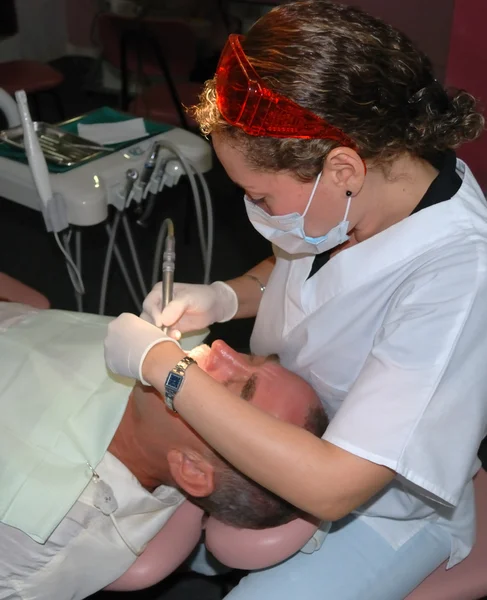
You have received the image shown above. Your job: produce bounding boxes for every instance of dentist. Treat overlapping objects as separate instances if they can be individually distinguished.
[105,2,487,598]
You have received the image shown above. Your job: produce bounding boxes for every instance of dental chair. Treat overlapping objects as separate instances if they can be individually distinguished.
[108,469,487,597]
[407,467,487,600]
[0,273,50,308]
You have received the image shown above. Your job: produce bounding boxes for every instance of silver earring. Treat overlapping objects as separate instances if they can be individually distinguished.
[346,190,352,197]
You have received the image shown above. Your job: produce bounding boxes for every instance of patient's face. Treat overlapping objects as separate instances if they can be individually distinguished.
[135,340,319,445]
[189,341,317,424]
[124,340,322,492]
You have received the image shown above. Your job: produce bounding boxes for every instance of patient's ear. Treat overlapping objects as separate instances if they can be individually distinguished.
[167,449,215,497]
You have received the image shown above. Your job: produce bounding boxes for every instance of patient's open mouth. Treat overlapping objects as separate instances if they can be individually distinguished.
[186,344,211,371]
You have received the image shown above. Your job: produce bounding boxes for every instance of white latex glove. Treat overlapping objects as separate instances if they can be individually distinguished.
[140,281,238,333]
[104,313,180,384]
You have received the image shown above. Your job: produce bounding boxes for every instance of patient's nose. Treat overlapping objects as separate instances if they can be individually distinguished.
[205,340,251,381]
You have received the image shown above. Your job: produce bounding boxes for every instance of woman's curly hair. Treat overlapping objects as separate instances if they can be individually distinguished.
[190,1,484,181]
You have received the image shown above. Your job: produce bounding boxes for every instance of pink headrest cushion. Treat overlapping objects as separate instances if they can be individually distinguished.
[205,515,319,569]
[105,501,204,591]
[105,503,319,592]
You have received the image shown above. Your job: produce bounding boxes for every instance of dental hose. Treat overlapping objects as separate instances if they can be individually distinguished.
[151,140,213,285]
[100,211,143,315]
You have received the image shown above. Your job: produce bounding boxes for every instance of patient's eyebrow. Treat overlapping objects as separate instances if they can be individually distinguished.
[240,373,258,401]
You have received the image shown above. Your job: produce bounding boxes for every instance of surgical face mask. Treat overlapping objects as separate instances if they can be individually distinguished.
[244,172,352,255]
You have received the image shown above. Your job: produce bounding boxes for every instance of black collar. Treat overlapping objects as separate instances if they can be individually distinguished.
[411,150,461,214]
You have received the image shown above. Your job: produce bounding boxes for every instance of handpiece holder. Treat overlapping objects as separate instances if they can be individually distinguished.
[15,90,68,232]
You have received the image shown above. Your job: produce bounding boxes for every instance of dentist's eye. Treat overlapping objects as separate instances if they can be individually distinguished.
[252,197,271,211]
[249,196,266,206]
[245,193,272,215]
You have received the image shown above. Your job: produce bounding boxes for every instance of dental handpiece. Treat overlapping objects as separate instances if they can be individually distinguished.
[140,142,161,189]
[161,219,176,335]
[124,168,139,204]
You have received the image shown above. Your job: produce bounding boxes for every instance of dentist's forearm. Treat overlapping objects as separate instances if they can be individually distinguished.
[143,349,394,522]
[225,256,275,319]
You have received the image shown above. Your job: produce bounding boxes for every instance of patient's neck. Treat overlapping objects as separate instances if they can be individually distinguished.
[108,391,171,491]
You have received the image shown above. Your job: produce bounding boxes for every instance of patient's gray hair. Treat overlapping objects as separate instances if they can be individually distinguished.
[188,403,328,529]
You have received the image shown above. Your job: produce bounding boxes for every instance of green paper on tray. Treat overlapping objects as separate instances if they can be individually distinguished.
[0,107,172,174]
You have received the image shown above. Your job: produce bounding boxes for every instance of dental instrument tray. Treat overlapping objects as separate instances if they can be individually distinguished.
[0,122,111,167]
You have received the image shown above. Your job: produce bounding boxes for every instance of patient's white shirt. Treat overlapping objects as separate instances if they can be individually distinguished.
[0,451,184,600]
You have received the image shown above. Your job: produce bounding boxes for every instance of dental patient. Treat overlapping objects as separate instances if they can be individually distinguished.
[0,302,327,600]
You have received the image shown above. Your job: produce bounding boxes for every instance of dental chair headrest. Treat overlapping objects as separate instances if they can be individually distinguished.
[105,500,321,592]
[205,513,320,570]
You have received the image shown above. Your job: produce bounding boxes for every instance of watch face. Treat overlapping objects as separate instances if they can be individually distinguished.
[167,373,182,391]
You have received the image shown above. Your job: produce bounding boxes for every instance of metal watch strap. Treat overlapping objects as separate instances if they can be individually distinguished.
[164,356,197,412]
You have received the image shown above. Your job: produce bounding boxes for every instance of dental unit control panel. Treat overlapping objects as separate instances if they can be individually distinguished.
[0,126,212,226]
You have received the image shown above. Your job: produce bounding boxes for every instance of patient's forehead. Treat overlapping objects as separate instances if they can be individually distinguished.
[250,362,317,425]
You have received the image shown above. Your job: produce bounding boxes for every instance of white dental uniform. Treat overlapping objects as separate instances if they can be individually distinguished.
[0,304,185,600]
[250,158,487,568]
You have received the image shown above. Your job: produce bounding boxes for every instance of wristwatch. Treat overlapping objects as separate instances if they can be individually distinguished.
[164,356,197,412]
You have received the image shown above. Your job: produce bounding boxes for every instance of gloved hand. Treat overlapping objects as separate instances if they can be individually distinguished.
[140,281,238,333]
[104,313,180,384]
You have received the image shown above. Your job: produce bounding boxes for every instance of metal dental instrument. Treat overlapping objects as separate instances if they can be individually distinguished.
[63,142,115,153]
[161,219,175,335]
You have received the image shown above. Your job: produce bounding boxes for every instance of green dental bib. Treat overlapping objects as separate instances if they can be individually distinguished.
[0,306,132,542]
